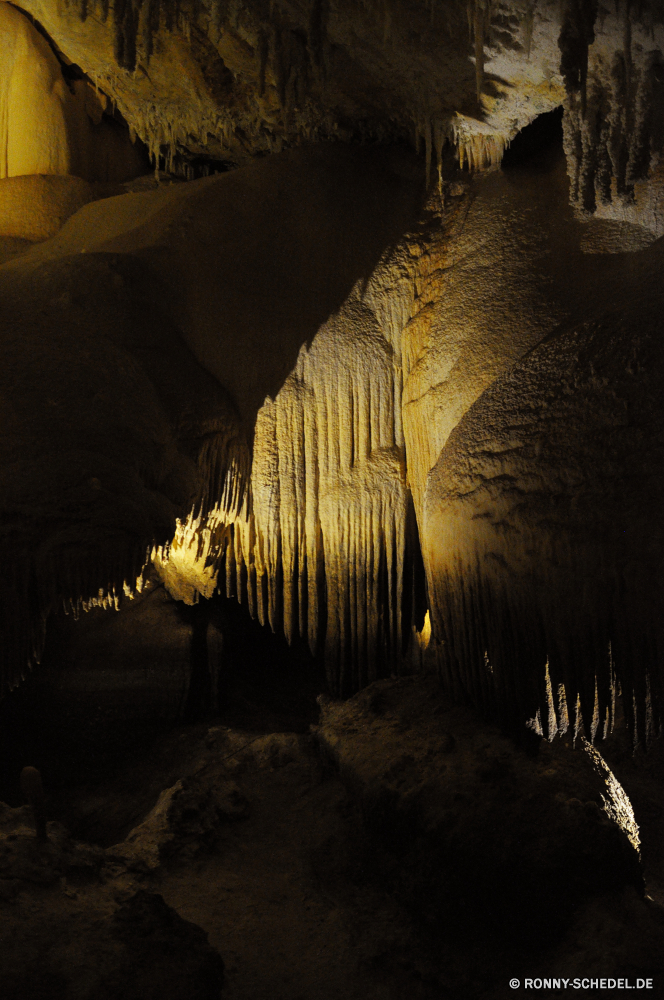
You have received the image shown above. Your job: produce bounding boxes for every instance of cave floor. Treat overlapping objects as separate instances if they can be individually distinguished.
[58,719,500,1000]
[43,677,664,1000]
[150,729,449,1000]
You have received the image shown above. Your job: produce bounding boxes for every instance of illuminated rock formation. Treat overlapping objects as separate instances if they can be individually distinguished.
[0,0,147,184]
[12,0,564,173]
[0,174,100,240]
[0,0,72,178]
[0,0,663,745]
[3,4,664,997]
[0,144,422,699]
[423,234,664,743]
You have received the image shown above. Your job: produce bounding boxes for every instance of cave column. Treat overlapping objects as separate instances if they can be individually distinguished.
[0,0,72,178]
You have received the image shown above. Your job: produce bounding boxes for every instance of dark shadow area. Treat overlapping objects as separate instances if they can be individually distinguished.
[208,592,327,734]
[0,587,326,817]
[501,106,564,171]
[177,155,233,179]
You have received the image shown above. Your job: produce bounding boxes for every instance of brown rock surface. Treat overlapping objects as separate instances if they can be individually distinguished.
[315,675,646,942]
[4,678,658,1000]
[0,803,224,1000]
[423,233,664,739]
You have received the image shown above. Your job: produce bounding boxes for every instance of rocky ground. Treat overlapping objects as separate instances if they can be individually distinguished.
[2,666,664,1000]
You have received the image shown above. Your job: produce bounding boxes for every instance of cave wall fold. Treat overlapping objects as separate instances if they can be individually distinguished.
[423,238,664,743]
[0,0,72,177]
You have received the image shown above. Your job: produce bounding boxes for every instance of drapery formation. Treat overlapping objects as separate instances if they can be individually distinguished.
[156,272,426,697]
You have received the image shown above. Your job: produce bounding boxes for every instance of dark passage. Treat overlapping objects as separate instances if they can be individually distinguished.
[501,106,564,170]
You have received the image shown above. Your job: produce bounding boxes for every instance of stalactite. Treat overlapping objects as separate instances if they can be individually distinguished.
[144,0,161,62]
[113,0,128,68]
[258,30,269,96]
[626,54,658,186]
[431,551,636,746]
[272,25,288,107]
[522,0,536,58]
[433,118,445,197]
[424,116,432,189]
[452,117,506,171]
[123,0,138,75]
[558,0,599,116]
[561,5,664,216]
[0,524,160,698]
[468,1,494,102]
[308,0,329,80]
[423,265,664,749]
[154,279,421,697]
[111,0,142,73]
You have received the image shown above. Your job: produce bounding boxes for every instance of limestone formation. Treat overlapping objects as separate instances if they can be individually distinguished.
[423,234,664,744]
[10,0,565,175]
[0,0,664,743]
[0,144,422,699]
[561,2,664,234]
[0,1,147,183]
[3,2,664,996]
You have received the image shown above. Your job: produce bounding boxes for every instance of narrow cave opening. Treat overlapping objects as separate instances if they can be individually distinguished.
[501,106,564,170]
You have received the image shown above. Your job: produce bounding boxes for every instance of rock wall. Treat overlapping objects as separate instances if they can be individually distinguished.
[561,1,664,235]
[423,234,664,743]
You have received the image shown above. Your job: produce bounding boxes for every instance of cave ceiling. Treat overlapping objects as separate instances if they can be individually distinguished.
[7,0,567,171]
[5,1,662,222]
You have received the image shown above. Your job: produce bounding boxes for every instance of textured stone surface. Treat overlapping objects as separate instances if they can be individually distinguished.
[0,143,422,697]
[0,1,148,182]
[315,675,646,942]
[0,175,104,240]
[423,232,664,740]
[0,804,224,1000]
[7,0,565,172]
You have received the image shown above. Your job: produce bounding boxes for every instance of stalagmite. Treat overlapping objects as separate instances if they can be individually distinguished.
[584,740,640,855]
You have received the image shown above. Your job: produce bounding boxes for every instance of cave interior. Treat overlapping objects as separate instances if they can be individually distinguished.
[1,1,664,998]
